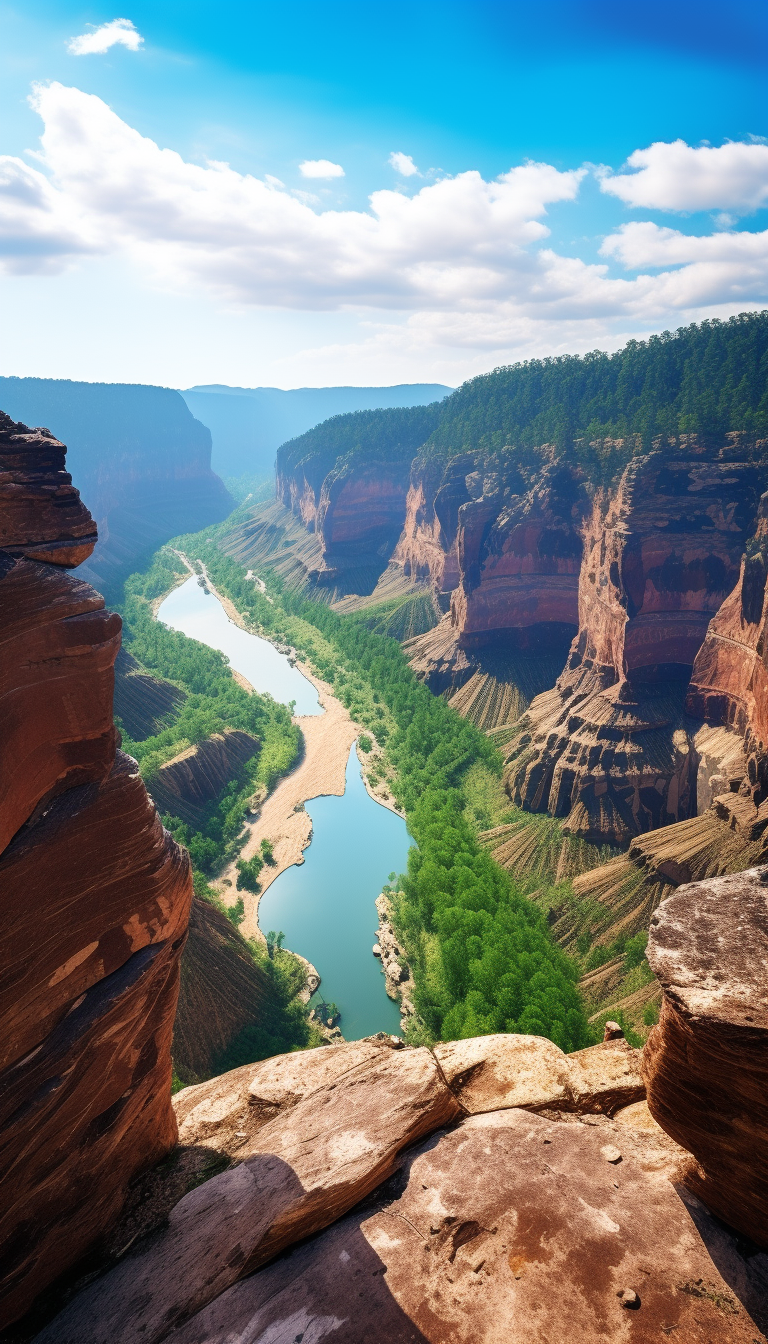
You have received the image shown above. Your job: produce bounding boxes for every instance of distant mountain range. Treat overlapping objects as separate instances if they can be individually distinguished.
[180,384,453,478]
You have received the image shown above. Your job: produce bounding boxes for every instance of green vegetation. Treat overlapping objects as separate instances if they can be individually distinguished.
[175,532,591,1053]
[212,933,320,1072]
[189,874,321,1070]
[425,313,768,467]
[116,548,299,876]
[276,403,442,483]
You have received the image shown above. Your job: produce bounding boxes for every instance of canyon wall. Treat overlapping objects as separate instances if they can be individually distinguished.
[274,405,440,590]
[686,490,768,805]
[503,442,763,845]
[0,411,193,1329]
[0,379,234,597]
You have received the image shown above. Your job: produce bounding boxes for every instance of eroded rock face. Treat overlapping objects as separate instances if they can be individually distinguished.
[0,411,97,566]
[643,867,768,1249]
[39,1040,460,1344]
[504,445,762,844]
[687,490,768,806]
[0,413,192,1330]
[450,459,588,651]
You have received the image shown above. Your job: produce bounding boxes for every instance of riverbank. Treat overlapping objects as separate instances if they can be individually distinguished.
[168,552,405,943]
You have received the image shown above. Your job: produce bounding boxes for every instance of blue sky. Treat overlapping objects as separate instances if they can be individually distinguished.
[1,0,766,387]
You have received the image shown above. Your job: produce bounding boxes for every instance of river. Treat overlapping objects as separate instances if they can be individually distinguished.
[157,573,411,1038]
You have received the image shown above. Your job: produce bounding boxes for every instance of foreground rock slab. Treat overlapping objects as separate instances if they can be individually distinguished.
[173,1108,767,1344]
[37,1042,459,1344]
[643,866,768,1248]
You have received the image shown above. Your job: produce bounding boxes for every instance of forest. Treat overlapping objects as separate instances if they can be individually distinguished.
[275,402,442,486]
[277,315,768,500]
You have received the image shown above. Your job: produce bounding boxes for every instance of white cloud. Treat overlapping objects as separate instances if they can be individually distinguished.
[67,18,143,56]
[299,159,345,179]
[600,139,768,213]
[2,89,766,360]
[389,151,419,177]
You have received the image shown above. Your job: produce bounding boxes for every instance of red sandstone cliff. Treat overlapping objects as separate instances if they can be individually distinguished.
[504,443,762,845]
[0,411,192,1329]
[686,490,768,804]
[276,456,412,584]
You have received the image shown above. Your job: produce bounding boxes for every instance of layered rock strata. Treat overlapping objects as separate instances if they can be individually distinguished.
[38,1030,768,1342]
[148,728,260,827]
[504,445,762,844]
[687,490,768,805]
[394,451,589,654]
[173,898,283,1084]
[643,866,768,1249]
[0,413,192,1329]
[113,646,186,741]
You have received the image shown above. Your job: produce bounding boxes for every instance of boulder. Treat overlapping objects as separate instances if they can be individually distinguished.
[566,1038,646,1116]
[433,1034,644,1117]
[37,1042,459,1344]
[170,1108,766,1344]
[642,866,768,1248]
[434,1033,572,1112]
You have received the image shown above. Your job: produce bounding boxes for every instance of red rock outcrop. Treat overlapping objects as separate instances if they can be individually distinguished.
[36,1033,768,1342]
[394,451,589,655]
[504,444,762,844]
[643,866,768,1249]
[0,413,192,1330]
[0,411,97,567]
[686,490,768,804]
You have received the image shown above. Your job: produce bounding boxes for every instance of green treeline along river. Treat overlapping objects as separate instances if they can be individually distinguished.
[157,572,410,1039]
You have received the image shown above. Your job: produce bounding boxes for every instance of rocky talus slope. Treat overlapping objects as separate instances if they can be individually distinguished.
[37,981,767,1342]
[504,443,762,845]
[0,412,193,1330]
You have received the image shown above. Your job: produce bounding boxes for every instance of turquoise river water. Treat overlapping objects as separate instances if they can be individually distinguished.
[157,574,411,1038]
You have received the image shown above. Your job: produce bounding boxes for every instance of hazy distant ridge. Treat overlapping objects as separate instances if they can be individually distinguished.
[181,383,452,477]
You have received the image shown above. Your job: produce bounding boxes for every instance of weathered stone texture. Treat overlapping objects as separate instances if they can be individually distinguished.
[0,413,193,1330]
[0,411,97,567]
[160,1110,765,1344]
[504,446,762,844]
[643,867,768,1248]
[687,489,768,805]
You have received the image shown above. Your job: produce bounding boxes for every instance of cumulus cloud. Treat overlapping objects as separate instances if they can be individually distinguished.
[2,89,766,347]
[299,159,345,179]
[389,151,419,177]
[600,139,768,213]
[67,18,143,56]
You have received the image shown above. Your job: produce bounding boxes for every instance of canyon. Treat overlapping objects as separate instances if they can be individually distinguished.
[3,318,768,1340]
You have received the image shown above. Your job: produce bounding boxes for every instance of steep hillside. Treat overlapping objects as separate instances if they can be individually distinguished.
[0,379,233,598]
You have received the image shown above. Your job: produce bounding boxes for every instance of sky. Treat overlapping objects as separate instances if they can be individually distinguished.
[1,0,767,389]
